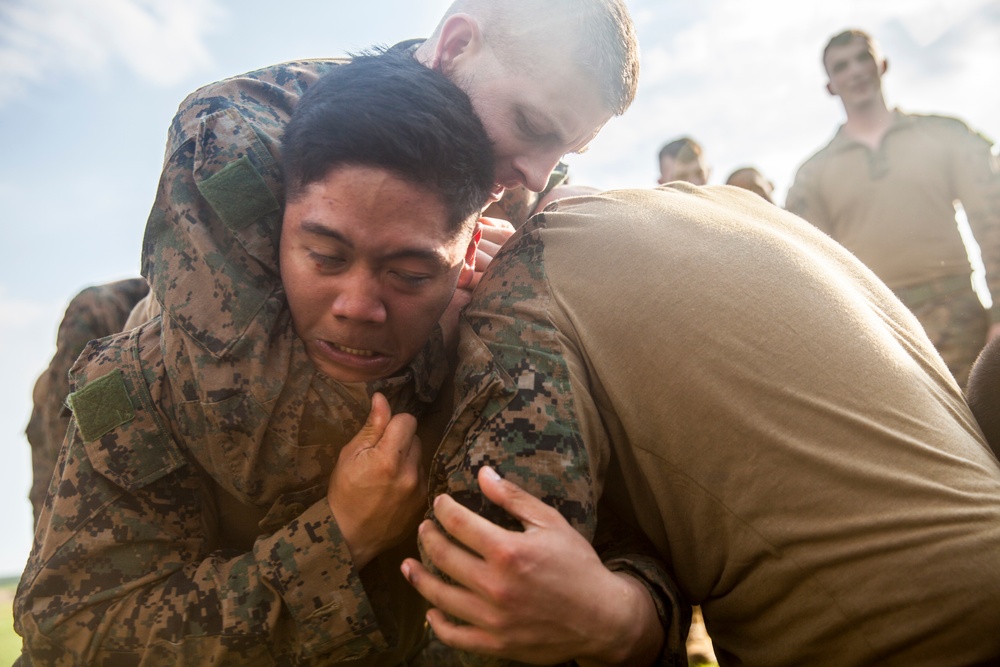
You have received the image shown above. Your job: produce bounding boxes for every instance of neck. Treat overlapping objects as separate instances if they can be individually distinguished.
[843,95,891,131]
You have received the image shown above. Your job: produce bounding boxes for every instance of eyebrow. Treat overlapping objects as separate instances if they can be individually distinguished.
[301,220,351,244]
[299,219,452,271]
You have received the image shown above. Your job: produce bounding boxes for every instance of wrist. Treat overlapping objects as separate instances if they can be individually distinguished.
[576,572,664,667]
[327,497,376,569]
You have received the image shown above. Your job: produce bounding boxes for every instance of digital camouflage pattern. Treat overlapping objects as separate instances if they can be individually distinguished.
[141,58,345,358]
[25,278,149,524]
[17,314,440,665]
[429,206,690,667]
[19,53,683,665]
[15,59,445,666]
[437,186,1000,666]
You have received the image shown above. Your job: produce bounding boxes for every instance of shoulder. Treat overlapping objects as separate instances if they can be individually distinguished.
[902,111,995,144]
[792,130,845,184]
[68,322,187,493]
[167,58,349,153]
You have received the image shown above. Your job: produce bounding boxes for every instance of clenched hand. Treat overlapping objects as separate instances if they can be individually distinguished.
[327,392,426,569]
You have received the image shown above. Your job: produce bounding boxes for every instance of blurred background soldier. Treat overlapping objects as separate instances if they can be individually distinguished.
[786,28,1000,386]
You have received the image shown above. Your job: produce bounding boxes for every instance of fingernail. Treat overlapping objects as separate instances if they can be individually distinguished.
[482,466,501,481]
[433,494,442,508]
[400,561,411,581]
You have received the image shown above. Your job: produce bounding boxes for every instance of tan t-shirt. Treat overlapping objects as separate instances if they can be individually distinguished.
[787,110,1000,319]
[438,184,1000,666]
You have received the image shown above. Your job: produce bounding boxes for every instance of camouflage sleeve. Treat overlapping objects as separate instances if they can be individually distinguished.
[25,278,149,525]
[141,60,345,355]
[953,127,1000,323]
[15,327,393,666]
[428,218,688,666]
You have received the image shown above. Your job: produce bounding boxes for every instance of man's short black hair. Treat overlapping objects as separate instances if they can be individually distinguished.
[282,48,495,233]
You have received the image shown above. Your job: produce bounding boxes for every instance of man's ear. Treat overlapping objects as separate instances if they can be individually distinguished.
[430,14,483,74]
[880,57,889,76]
[456,221,483,290]
[826,81,835,97]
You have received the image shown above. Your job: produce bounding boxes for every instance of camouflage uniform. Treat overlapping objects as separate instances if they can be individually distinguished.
[18,55,680,665]
[433,184,1000,666]
[786,111,1000,387]
[15,58,437,666]
[25,278,149,525]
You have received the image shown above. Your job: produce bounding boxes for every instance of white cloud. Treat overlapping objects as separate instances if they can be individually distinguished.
[892,0,995,45]
[0,0,225,107]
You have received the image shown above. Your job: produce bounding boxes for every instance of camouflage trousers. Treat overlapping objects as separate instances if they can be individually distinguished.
[895,274,988,388]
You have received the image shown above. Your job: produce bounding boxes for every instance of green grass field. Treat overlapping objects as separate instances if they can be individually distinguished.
[0,577,21,664]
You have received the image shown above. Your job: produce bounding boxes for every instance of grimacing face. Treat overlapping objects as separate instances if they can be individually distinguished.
[280,165,477,384]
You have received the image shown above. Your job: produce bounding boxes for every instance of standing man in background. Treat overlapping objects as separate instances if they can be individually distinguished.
[786,28,1000,386]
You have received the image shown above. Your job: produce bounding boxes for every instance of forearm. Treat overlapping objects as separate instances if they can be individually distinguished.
[424,227,681,664]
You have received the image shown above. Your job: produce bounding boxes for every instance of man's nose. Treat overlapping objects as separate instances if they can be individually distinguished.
[331,272,387,323]
[512,153,559,193]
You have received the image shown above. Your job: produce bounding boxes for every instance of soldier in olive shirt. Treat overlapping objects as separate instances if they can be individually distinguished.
[786,29,1000,386]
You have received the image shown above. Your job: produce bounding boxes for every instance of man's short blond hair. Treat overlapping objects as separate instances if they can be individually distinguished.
[431,0,639,115]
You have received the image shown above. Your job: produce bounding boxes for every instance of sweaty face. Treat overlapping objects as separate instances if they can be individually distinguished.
[453,47,612,200]
[280,166,475,383]
[825,37,884,109]
[659,156,711,186]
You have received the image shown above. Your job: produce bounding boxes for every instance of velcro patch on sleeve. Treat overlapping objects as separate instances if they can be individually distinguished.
[197,155,280,233]
[67,368,135,443]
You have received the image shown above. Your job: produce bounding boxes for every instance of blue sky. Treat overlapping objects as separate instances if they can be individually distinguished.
[0,0,998,577]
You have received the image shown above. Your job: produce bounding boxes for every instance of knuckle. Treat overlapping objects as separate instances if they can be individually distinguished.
[482,578,516,608]
[491,543,523,571]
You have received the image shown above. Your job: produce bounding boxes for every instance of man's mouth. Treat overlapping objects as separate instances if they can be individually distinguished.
[330,341,377,357]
